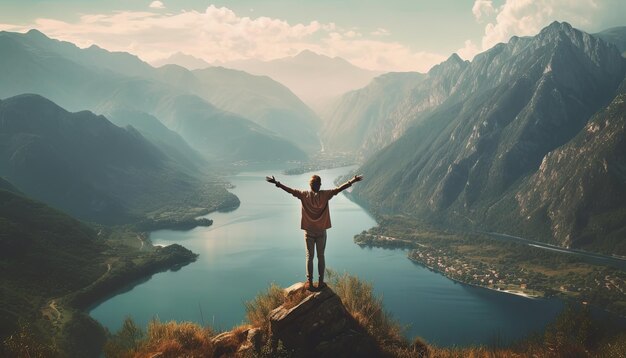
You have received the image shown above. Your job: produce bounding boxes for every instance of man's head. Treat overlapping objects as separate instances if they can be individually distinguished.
[309,175,321,192]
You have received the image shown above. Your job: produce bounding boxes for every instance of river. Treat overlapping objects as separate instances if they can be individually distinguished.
[90,166,564,347]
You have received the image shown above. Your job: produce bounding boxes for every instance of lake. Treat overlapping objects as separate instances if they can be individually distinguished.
[90,166,564,346]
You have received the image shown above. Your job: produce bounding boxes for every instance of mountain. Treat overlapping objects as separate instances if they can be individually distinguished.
[14,29,155,79]
[0,185,105,344]
[152,94,307,161]
[105,109,207,173]
[504,91,626,254]
[595,26,626,56]
[351,22,626,254]
[152,51,211,70]
[0,177,202,357]
[0,29,309,162]
[0,94,237,224]
[221,50,382,111]
[155,64,321,153]
[321,72,425,156]
[321,54,468,158]
[0,176,19,193]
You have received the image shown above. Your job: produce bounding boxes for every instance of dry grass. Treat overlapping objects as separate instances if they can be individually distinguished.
[385,343,587,358]
[327,270,405,345]
[244,283,284,329]
[134,320,214,358]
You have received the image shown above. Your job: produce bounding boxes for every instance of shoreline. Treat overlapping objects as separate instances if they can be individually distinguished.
[46,243,198,355]
[355,237,544,300]
[69,244,198,311]
[407,256,543,300]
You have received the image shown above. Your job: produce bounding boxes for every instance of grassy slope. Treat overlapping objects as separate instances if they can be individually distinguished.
[0,189,106,353]
[0,188,198,357]
[0,94,238,225]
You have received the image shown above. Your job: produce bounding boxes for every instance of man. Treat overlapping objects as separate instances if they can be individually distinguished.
[266,174,363,290]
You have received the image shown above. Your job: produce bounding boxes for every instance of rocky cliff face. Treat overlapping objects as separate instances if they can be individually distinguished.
[322,54,468,158]
[509,92,626,253]
[352,22,626,254]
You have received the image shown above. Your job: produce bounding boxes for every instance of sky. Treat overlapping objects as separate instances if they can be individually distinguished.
[0,0,625,72]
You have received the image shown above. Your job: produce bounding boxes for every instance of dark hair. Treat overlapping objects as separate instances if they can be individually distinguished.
[309,175,321,191]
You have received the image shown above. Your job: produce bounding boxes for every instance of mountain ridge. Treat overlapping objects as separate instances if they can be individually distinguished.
[0,29,313,162]
[220,49,383,111]
[321,52,469,157]
[0,94,237,224]
[351,22,626,254]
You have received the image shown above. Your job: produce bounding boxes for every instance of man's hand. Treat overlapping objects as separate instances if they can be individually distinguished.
[351,175,363,184]
[265,175,277,184]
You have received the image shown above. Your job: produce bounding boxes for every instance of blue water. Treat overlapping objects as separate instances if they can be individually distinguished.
[90,167,563,346]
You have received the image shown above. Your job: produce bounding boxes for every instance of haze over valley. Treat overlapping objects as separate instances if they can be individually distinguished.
[1,1,626,356]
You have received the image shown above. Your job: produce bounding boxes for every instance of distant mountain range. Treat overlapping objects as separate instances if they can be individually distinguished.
[105,108,207,174]
[324,25,626,160]
[154,64,321,153]
[595,26,626,56]
[2,23,625,256]
[152,52,212,70]
[349,22,626,255]
[0,94,237,224]
[0,29,315,162]
[220,50,382,111]
[322,54,469,158]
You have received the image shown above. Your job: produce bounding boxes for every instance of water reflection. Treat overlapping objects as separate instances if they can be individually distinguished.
[90,166,563,346]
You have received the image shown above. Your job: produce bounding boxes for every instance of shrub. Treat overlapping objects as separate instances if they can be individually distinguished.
[2,323,59,358]
[244,283,284,329]
[140,319,214,357]
[103,316,144,358]
[327,269,405,345]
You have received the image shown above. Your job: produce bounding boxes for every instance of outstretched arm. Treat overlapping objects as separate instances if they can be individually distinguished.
[266,175,299,196]
[334,175,363,194]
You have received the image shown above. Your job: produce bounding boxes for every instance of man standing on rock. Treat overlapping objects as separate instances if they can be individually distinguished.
[266,174,363,290]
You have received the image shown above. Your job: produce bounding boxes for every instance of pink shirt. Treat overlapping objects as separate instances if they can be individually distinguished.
[291,189,341,230]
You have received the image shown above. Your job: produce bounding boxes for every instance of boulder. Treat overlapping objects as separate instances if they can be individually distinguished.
[269,283,380,357]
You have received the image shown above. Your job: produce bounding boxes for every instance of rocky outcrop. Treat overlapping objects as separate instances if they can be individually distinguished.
[352,22,626,253]
[269,282,380,357]
[511,93,626,253]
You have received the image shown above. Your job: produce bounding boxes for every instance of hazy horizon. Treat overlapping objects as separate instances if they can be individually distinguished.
[2,0,626,73]
[1,1,626,356]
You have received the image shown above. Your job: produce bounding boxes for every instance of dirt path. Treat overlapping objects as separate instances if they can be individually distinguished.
[42,299,62,326]
[49,300,61,319]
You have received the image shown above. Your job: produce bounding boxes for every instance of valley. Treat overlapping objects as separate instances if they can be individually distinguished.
[1,15,626,357]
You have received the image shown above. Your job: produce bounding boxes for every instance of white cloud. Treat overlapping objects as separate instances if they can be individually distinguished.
[321,35,446,72]
[472,0,495,21]
[149,1,165,9]
[371,28,390,37]
[0,5,445,72]
[482,0,599,50]
[461,0,603,59]
[457,39,480,60]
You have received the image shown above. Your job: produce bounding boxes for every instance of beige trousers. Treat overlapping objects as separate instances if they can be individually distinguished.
[304,229,327,282]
